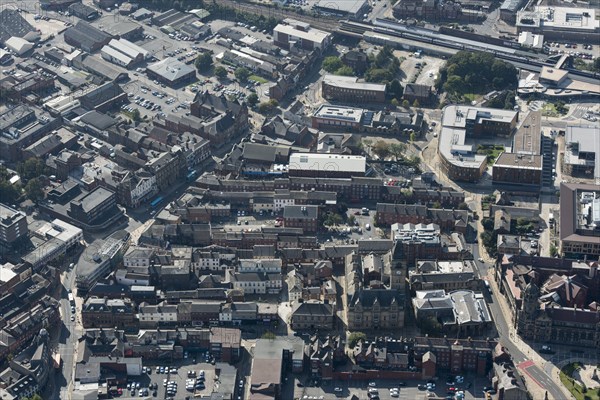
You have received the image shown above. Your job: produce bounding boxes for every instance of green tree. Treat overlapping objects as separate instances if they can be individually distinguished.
[323,212,343,226]
[431,201,442,209]
[322,56,343,73]
[234,67,251,82]
[195,52,213,73]
[131,108,141,122]
[0,181,21,204]
[412,99,421,108]
[388,79,403,100]
[593,57,600,72]
[402,99,410,108]
[214,66,227,80]
[457,202,470,210]
[347,215,356,226]
[246,92,259,107]
[25,178,44,202]
[257,99,279,114]
[409,132,416,142]
[348,331,367,348]
[391,98,399,107]
[389,142,406,161]
[335,65,354,76]
[18,158,47,181]
[371,140,391,160]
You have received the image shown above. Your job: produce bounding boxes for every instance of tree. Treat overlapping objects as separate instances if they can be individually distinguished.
[388,79,403,100]
[17,158,47,181]
[195,52,213,73]
[335,65,354,76]
[347,215,356,226]
[131,109,141,122]
[0,181,21,204]
[409,132,416,142]
[25,178,44,202]
[431,201,442,209]
[371,140,391,160]
[246,92,259,107]
[322,56,343,73]
[593,57,600,72]
[348,331,367,348]
[234,67,251,82]
[257,99,279,114]
[389,142,406,161]
[391,98,399,107]
[412,99,420,108]
[323,212,343,226]
[214,66,227,79]
[402,99,410,108]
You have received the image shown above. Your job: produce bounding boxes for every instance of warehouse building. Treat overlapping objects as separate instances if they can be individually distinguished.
[314,0,369,20]
[64,21,112,52]
[101,38,149,68]
[146,58,196,87]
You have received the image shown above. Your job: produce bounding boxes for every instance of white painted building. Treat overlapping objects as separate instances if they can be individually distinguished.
[238,258,282,273]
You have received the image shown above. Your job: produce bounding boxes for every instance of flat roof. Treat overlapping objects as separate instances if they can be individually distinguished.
[323,74,386,92]
[517,7,600,31]
[314,0,368,14]
[313,104,364,123]
[289,153,366,173]
[147,57,195,81]
[559,182,600,244]
[274,23,330,45]
[439,105,518,170]
[565,125,600,180]
[513,111,542,154]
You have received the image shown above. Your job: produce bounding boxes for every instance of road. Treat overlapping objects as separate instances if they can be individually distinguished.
[45,264,80,400]
[482,264,566,400]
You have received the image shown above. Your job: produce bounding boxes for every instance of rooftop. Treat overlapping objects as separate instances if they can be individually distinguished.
[147,57,195,81]
[322,74,386,92]
[274,21,330,45]
[313,104,364,123]
[289,152,366,174]
[564,125,600,180]
[314,0,368,14]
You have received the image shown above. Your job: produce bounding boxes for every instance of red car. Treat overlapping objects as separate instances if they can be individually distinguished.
[117,388,123,395]
[354,211,361,215]
[448,387,456,392]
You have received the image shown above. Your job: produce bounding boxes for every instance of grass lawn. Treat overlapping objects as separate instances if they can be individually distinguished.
[542,103,560,117]
[477,145,504,165]
[249,75,268,84]
[462,93,478,103]
[559,362,600,400]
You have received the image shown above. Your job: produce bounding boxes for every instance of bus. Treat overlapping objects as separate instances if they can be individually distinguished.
[150,196,163,208]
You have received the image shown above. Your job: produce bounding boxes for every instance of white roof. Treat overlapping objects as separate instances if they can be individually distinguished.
[274,23,330,46]
[5,37,33,55]
[289,153,366,174]
[147,57,195,81]
[108,38,149,59]
[101,45,133,65]
[323,74,386,92]
[0,263,17,284]
[313,104,364,123]
[518,32,544,48]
